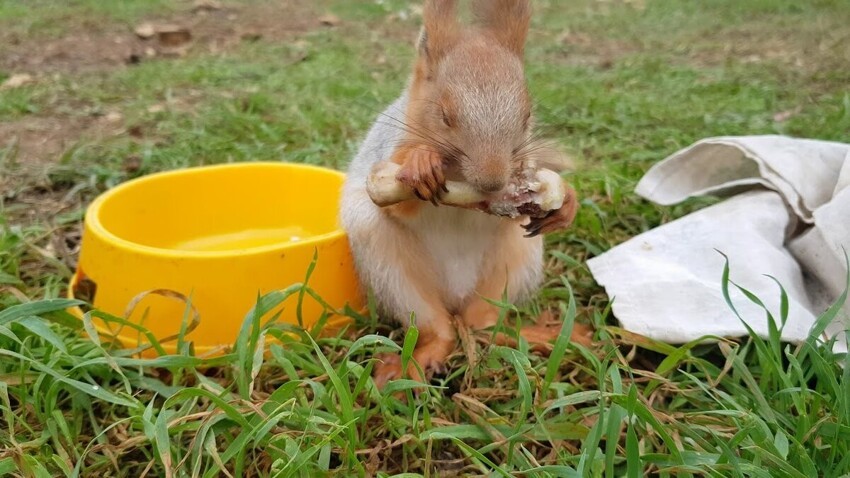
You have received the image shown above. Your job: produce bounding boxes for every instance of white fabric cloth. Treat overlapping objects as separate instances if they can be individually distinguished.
[587,136,850,349]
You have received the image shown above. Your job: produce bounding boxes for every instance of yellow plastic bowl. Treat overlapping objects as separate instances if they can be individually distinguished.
[68,162,362,355]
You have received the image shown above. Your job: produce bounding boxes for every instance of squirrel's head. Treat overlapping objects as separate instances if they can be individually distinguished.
[406,0,534,193]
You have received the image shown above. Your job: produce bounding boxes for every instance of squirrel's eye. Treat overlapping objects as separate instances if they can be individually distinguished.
[441,109,453,128]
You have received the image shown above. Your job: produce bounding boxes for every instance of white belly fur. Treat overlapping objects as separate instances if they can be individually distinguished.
[407,205,502,310]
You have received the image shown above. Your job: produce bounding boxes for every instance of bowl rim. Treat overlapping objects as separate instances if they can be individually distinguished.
[65,271,356,356]
[86,162,347,259]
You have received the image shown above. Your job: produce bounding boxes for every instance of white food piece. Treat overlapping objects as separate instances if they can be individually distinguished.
[366,161,565,218]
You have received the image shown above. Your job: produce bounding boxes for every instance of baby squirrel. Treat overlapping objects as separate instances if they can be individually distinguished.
[341,0,580,387]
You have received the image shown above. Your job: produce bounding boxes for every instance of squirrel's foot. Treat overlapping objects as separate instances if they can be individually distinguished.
[372,347,450,392]
[373,353,404,390]
[492,313,595,355]
[394,146,448,205]
[521,323,561,354]
[523,183,578,237]
[526,310,595,349]
[512,323,596,354]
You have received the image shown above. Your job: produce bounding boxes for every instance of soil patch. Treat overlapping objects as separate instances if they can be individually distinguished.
[0,0,323,181]
[1,0,319,74]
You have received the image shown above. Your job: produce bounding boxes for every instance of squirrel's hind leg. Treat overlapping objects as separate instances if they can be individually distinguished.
[459,226,588,351]
[460,224,545,331]
[373,302,456,390]
[351,221,457,389]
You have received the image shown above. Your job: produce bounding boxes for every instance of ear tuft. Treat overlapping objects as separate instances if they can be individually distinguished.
[420,0,460,63]
[472,0,532,56]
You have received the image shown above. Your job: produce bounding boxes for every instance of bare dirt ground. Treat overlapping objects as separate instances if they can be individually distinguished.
[0,1,319,74]
[0,0,321,172]
[0,0,344,244]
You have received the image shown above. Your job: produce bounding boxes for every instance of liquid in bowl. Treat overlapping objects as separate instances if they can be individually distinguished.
[170,226,314,252]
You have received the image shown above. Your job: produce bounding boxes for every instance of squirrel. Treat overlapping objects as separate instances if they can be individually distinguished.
[340,0,581,388]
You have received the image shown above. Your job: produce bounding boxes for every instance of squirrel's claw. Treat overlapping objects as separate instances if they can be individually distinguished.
[413,185,439,206]
[432,161,449,193]
[395,146,447,205]
[523,185,579,237]
[523,221,544,238]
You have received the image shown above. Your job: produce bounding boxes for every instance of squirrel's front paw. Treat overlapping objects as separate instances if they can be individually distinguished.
[394,147,448,205]
[523,184,579,237]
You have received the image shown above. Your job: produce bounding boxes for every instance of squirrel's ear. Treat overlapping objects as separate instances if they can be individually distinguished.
[472,0,532,57]
[419,0,460,63]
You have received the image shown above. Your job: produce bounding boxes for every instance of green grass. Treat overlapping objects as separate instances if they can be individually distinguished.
[1,0,850,475]
[0,0,179,39]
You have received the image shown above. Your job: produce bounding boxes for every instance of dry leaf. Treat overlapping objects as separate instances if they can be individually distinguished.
[123,155,142,173]
[773,107,802,123]
[192,0,222,12]
[128,125,144,139]
[134,23,156,39]
[156,25,192,47]
[318,14,341,27]
[105,111,123,123]
[1,73,33,90]
[240,31,263,42]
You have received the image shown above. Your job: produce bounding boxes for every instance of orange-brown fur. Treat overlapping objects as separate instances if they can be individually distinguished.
[340,0,584,391]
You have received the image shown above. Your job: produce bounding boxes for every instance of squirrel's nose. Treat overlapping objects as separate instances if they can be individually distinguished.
[477,179,507,193]
[467,158,510,193]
